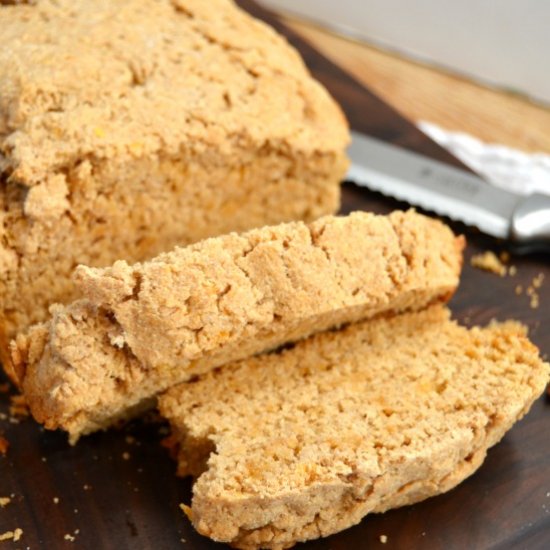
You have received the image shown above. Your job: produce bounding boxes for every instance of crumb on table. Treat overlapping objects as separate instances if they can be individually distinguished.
[499,251,510,263]
[380,534,388,543]
[533,273,545,288]
[179,503,193,521]
[0,528,23,542]
[526,273,544,309]
[470,251,507,276]
[0,496,11,507]
[9,394,29,418]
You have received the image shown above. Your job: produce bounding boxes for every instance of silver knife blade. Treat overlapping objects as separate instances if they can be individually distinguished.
[347,130,520,239]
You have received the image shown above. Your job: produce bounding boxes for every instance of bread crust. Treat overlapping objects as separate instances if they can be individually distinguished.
[0,0,349,365]
[13,211,463,441]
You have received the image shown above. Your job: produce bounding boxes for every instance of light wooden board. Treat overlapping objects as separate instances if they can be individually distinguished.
[286,17,550,154]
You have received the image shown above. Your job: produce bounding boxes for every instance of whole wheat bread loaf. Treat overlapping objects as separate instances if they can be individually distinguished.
[159,305,549,550]
[0,0,349,368]
[11,210,462,441]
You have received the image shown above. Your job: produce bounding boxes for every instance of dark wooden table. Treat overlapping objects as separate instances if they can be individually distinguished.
[1,2,548,548]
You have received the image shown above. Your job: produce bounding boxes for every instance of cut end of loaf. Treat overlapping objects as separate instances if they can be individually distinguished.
[159,305,549,549]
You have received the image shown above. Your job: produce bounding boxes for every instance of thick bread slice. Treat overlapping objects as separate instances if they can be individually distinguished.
[159,306,549,550]
[11,210,463,441]
[0,0,349,368]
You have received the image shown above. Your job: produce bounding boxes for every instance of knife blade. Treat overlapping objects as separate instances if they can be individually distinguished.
[347,130,550,251]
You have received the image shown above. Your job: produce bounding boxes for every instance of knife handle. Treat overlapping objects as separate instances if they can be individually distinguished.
[511,193,550,252]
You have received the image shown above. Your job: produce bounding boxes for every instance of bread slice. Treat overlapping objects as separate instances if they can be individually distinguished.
[11,210,462,442]
[0,0,349,368]
[159,305,549,550]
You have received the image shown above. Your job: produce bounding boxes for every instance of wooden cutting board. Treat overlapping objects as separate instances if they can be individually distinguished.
[1,2,548,548]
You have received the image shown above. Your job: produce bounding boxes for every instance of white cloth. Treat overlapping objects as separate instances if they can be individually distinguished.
[419,121,550,196]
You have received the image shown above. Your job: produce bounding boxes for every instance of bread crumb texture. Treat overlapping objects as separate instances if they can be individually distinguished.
[160,306,549,550]
[12,210,463,441]
[0,0,349,365]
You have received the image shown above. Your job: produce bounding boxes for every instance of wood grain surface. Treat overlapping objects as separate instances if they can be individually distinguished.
[284,15,550,155]
[1,2,549,548]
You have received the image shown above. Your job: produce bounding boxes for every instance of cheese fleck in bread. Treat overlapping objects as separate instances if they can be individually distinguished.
[159,305,549,550]
[12,210,462,441]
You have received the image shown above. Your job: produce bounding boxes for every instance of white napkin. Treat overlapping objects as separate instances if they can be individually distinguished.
[419,121,550,196]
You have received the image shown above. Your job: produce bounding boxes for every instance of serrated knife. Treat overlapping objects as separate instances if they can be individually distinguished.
[348,131,550,252]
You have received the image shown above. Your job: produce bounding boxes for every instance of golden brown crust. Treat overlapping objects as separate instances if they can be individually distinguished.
[13,210,462,441]
[0,0,349,364]
[0,0,348,185]
[159,306,549,549]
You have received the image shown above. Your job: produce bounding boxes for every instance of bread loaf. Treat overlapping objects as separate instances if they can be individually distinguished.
[0,0,349,367]
[159,305,549,549]
[11,210,462,441]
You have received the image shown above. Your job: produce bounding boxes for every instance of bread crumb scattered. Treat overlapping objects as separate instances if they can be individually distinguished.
[515,285,523,295]
[0,528,23,542]
[179,503,193,521]
[0,496,11,507]
[9,394,29,418]
[122,452,131,460]
[522,273,544,309]
[533,273,544,288]
[0,435,9,455]
[380,534,388,544]
[83,484,91,491]
[64,533,75,542]
[508,265,517,276]
[470,251,507,276]
[125,435,136,445]
[499,251,510,263]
